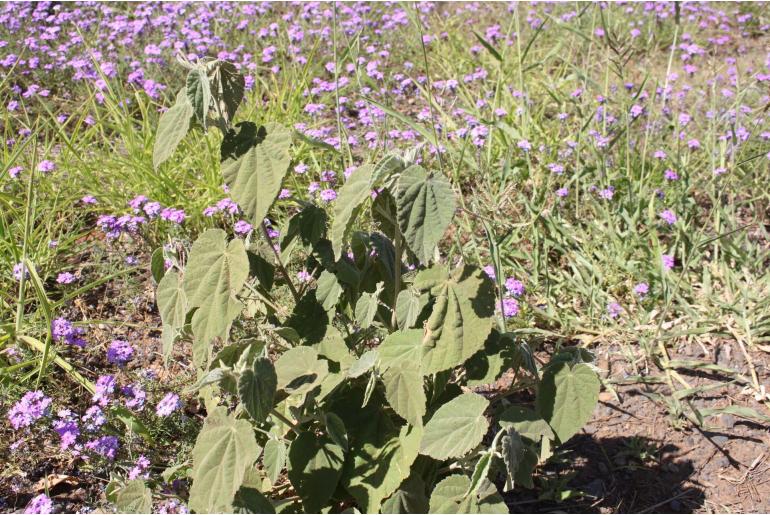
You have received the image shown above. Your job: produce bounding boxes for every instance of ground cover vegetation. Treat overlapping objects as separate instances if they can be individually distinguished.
[1,1,769,513]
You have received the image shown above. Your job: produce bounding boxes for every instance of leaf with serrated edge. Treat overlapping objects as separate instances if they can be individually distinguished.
[355,286,381,329]
[156,271,187,359]
[263,438,286,486]
[184,230,248,367]
[186,68,211,128]
[287,433,344,512]
[221,122,292,226]
[153,90,193,169]
[238,357,277,424]
[331,164,375,260]
[378,329,423,370]
[383,362,426,427]
[395,289,421,330]
[115,480,152,514]
[188,407,260,513]
[536,362,600,443]
[415,265,496,375]
[347,349,378,378]
[428,475,506,514]
[420,392,489,460]
[315,270,343,312]
[396,165,456,264]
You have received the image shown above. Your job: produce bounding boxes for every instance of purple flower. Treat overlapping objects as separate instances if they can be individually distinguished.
[81,195,98,205]
[713,167,727,176]
[664,169,679,181]
[294,163,308,174]
[630,104,644,118]
[320,189,337,202]
[156,393,181,417]
[297,270,312,283]
[556,187,569,198]
[482,265,496,280]
[9,166,23,178]
[634,282,649,297]
[56,272,76,284]
[517,139,531,152]
[278,188,291,199]
[82,405,107,432]
[24,494,53,514]
[53,413,80,450]
[85,435,119,460]
[607,302,623,319]
[13,262,29,281]
[504,278,525,297]
[599,187,615,200]
[107,339,134,366]
[659,209,677,225]
[8,391,52,429]
[37,160,56,173]
[502,298,519,318]
[662,254,675,271]
[128,455,151,480]
[233,220,252,235]
[52,318,86,347]
[122,384,146,411]
[92,375,116,406]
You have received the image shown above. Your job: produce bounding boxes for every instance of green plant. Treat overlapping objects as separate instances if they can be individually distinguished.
[115,59,601,514]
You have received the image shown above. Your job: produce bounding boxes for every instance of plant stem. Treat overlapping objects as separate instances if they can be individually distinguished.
[261,221,300,303]
[391,228,402,328]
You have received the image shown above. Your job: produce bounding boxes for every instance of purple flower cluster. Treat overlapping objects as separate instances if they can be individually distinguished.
[106,339,134,366]
[52,317,87,347]
[8,391,52,429]
[155,392,182,417]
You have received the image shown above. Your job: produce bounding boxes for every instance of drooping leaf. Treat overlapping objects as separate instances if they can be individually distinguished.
[420,392,489,460]
[536,362,600,443]
[156,270,187,359]
[315,270,343,312]
[354,282,383,329]
[115,480,152,514]
[428,475,506,514]
[238,357,277,424]
[334,391,422,513]
[396,165,456,264]
[186,68,212,128]
[153,90,194,169]
[232,486,275,514]
[263,439,287,486]
[150,247,166,283]
[287,432,345,513]
[415,265,496,375]
[221,121,292,226]
[183,229,249,367]
[324,412,349,452]
[275,346,328,395]
[189,407,260,513]
[282,204,327,251]
[285,292,329,345]
[111,406,153,443]
[467,451,493,495]
[499,428,524,492]
[208,61,245,126]
[381,474,430,514]
[371,153,407,186]
[378,329,423,370]
[383,361,426,427]
[465,331,517,387]
[331,164,375,261]
[395,288,422,330]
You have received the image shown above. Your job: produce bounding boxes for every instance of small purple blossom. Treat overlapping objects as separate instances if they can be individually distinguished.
[8,391,52,429]
[320,189,337,202]
[502,298,519,318]
[634,282,649,297]
[128,455,151,480]
[107,339,134,366]
[122,384,146,410]
[56,272,76,284]
[659,209,677,225]
[24,494,53,514]
[662,254,675,271]
[664,169,679,181]
[37,160,56,173]
[504,278,525,297]
[52,318,86,347]
[156,393,181,417]
[85,435,119,460]
[92,375,116,406]
[233,220,253,235]
[607,302,623,319]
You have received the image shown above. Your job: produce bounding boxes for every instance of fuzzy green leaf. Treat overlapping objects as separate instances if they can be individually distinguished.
[263,439,287,486]
[396,165,456,264]
[383,361,426,427]
[378,329,423,370]
[156,270,187,359]
[221,122,292,226]
[381,475,429,514]
[153,90,193,169]
[232,486,275,514]
[347,349,378,379]
[498,406,555,442]
[331,164,375,260]
[186,68,212,128]
[209,61,244,126]
[275,346,328,395]
[536,362,600,443]
[428,475,506,514]
[115,480,152,514]
[324,412,349,452]
[415,265,496,375]
[238,357,277,424]
[420,392,489,460]
[287,432,345,513]
[395,288,422,330]
[315,270,343,312]
[189,407,260,513]
[354,282,383,329]
[184,229,248,367]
